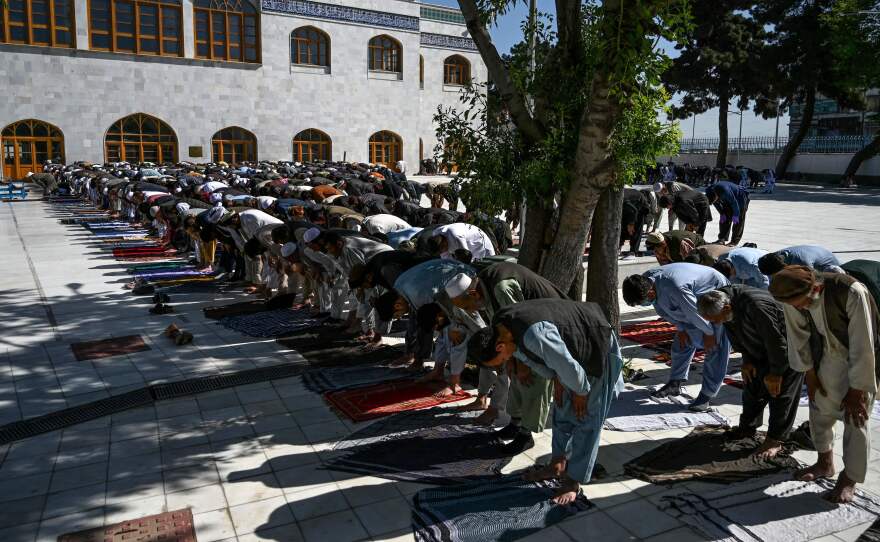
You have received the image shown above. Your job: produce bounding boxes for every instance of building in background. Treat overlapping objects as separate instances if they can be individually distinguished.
[0,0,486,179]
[788,89,880,138]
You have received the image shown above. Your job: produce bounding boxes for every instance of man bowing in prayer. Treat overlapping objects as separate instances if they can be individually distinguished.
[467,299,624,504]
[770,265,879,503]
[622,263,731,412]
[697,285,804,459]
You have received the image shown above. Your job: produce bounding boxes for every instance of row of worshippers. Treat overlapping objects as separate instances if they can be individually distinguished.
[621,244,880,504]
[619,179,753,257]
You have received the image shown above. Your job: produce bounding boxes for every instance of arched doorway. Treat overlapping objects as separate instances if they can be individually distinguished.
[105,113,178,163]
[293,129,331,162]
[2,120,65,180]
[211,126,257,164]
[368,130,402,170]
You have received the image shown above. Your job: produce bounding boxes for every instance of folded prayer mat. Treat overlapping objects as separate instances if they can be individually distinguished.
[302,364,418,394]
[327,407,511,485]
[604,386,729,432]
[203,300,271,320]
[662,473,880,542]
[70,335,150,361]
[216,307,325,338]
[625,426,800,484]
[620,318,705,363]
[412,475,592,542]
[325,380,471,422]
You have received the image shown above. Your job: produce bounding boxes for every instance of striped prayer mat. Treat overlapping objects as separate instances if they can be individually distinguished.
[132,269,208,281]
[302,365,418,394]
[217,307,324,337]
[325,380,471,422]
[203,300,271,320]
[327,408,511,486]
[412,475,592,542]
[625,426,799,484]
[662,474,880,542]
[620,318,705,363]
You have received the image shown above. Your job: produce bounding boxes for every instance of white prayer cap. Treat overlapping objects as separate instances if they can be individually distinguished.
[281,242,298,258]
[26,172,33,177]
[126,191,134,199]
[444,273,473,299]
[175,202,190,214]
[652,182,663,192]
[174,187,182,193]
[149,206,160,217]
[205,206,228,224]
[303,227,321,243]
[257,196,276,210]
[209,192,223,203]
[102,187,109,195]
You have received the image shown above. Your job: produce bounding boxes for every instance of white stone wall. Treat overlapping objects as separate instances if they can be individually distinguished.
[0,0,485,170]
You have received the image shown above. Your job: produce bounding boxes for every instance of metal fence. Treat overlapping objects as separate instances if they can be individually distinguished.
[679,135,874,154]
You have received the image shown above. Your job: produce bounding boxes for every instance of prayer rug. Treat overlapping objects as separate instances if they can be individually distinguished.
[327,407,511,485]
[58,508,195,542]
[604,386,728,432]
[113,247,176,258]
[203,300,271,320]
[70,335,150,361]
[620,319,705,363]
[302,364,418,394]
[301,344,407,368]
[724,373,744,388]
[217,307,325,337]
[150,276,217,287]
[412,475,592,542]
[661,473,880,542]
[127,261,191,272]
[325,380,471,422]
[625,426,800,484]
[132,269,207,281]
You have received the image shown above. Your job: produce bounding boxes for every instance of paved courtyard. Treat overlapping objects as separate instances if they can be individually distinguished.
[0,183,879,542]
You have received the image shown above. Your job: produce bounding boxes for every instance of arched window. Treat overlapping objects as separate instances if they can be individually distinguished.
[368,131,402,169]
[194,0,259,63]
[88,0,181,55]
[211,126,257,164]
[419,54,424,88]
[105,113,177,164]
[290,26,329,67]
[444,55,470,86]
[293,129,331,163]
[368,34,401,73]
[2,119,64,180]
[1,0,75,47]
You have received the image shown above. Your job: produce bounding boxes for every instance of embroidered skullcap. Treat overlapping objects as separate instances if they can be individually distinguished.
[769,265,817,302]
[444,273,474,299]
[303,227,321,244]
[645,232,665,247]
[281,242,298,258]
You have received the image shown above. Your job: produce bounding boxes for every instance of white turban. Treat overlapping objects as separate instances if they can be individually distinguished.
[257,196,276,210]
[205,206,228,224]
[652,182,663,193]
[209,192,223,204]
[281,242,298,258]
[444,273,473,299]
[303,227,321,243]
[175,202,191,214]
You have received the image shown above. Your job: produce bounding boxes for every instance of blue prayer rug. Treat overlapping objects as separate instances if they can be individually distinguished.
[216,308,325,338]
[412,475,592,542]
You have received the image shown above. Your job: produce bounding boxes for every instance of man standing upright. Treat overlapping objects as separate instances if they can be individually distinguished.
[770,266,879,503]
[698,285,804,458]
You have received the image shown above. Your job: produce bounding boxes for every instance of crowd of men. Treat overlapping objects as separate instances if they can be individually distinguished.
[35,158,880,506]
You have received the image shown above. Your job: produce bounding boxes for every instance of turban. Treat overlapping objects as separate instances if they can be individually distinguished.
[653,182,663,193]
[645,232,665,246]
[303,227,321,243]
[175,202,191,214]
[281,242,298,258]
[769,265,816,302]
[149,206,160,218]
[257,196,277,210]
[209,192,223,204]
[204,206,228,224]
[444,273,473,299]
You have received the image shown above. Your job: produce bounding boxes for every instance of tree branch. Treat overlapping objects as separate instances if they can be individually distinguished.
[457,0,545,143]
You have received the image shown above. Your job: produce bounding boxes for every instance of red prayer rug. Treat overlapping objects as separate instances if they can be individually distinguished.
[70,335,150,361]
[325,380,471,422]
[58,509,195,542]
[620,318,705,364]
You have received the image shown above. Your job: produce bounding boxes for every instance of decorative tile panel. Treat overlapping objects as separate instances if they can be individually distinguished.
[420,32,477,51]
[262,0,420,31]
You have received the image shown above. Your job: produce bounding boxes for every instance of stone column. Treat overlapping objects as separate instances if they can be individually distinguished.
[183,0,195,58]
[75,0,89,50]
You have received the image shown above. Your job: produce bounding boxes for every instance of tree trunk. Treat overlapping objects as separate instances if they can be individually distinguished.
[540,72,618,294]
[775,86,816,180]
[586,186,623,329]
[844,133,880,178]
[517,200,552,271]
[716,94,729,169]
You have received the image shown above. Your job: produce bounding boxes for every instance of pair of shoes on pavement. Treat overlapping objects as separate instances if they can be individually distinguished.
[164,324,193,345]
[150,303,174,314]
[494,423,534,455]
[652,381,713,412]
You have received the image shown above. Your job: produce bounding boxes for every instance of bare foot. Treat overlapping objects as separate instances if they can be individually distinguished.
[753,438,784,460]
[433,386,457,398]
[825,473,857,504]
[473,406,498,426]
[795,461,835,482]
[456,396,488,413]
[242,286,259,294]
[523,459,566,482]
[552,476,581,505]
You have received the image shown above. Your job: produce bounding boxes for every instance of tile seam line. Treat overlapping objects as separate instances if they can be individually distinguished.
[6,201,62,342]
